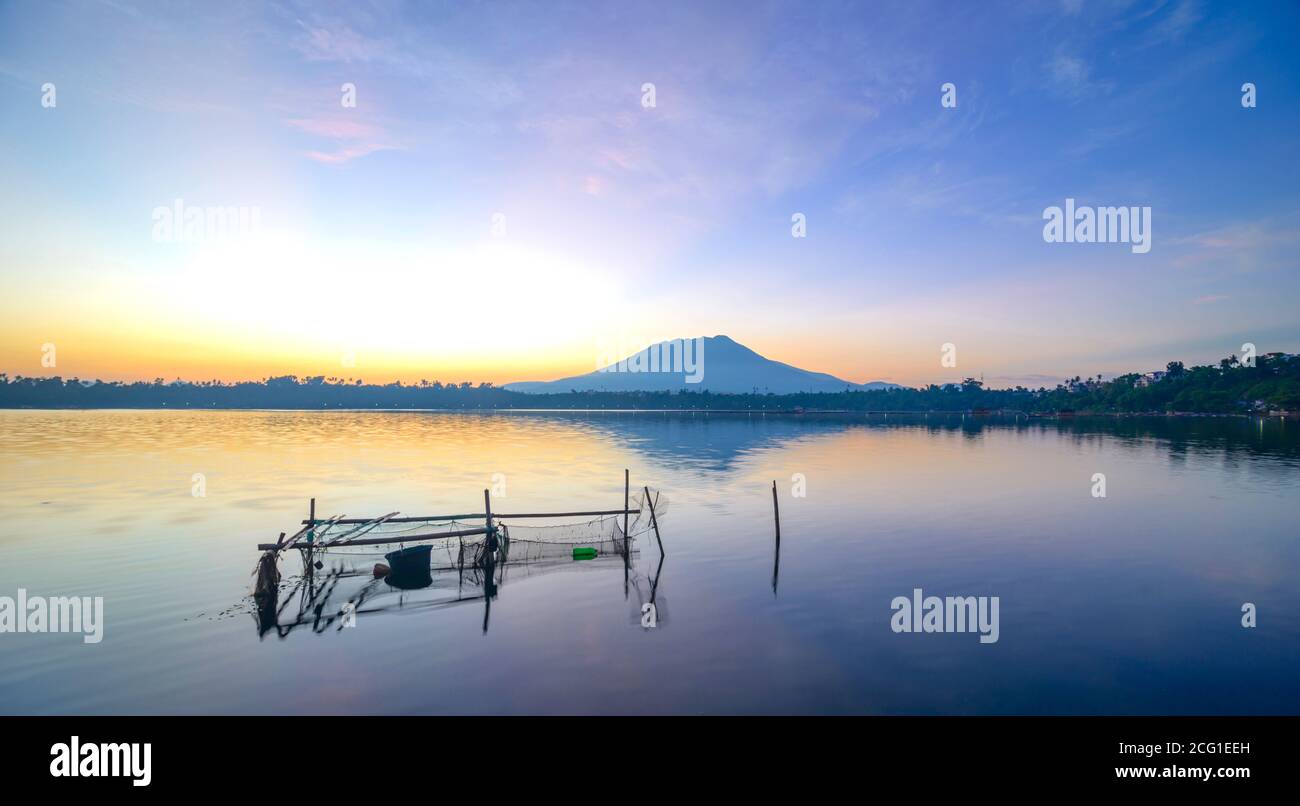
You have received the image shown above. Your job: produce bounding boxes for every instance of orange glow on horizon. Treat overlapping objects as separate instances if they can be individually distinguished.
[0,321,916,387]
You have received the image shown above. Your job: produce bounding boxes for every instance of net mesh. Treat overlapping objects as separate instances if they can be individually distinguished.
[246,488,665,639]
[249,490,667,637]
[293,489,667,562]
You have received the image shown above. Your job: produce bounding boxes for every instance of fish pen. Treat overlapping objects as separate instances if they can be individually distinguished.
[250,471,667,637]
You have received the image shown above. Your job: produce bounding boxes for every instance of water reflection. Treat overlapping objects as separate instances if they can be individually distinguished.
[2,410,1297,715]
[506,411,1300,472]
[251,529,665,639]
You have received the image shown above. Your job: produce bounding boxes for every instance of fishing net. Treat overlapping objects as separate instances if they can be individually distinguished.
[289,489,667,562]
[250,490,668,638]
[499,487,665,559]
[298,516,480,550]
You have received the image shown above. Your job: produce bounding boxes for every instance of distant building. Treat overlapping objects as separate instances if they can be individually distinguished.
[1135,370,1167,388]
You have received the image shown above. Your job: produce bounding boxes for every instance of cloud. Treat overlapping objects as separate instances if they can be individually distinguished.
[296,24,366,61]
[1065,123,1140,157]
[286,117,382,140]
[289,11,516,103]
[293,20,396,66]
[1148,0,1204,45]
[304,144,395,164]
[285,117,396,166]
[1169,216,1300,272]
[1046,47,1111,100]
[1175,219,1300,250]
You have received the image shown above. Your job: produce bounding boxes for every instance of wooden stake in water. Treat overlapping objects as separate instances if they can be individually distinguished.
[771,480,781,595]
[622,469,630,589]
[307,498,316,544]
[644,485,664,555]
[771,480,780,541]
[484,489,496,552]
[481,488,498,631]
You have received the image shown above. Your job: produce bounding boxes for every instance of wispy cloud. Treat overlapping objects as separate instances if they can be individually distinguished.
[1174,219,1300,250]
[286,117,382,140]
[293,20,384,64]
[285,116,397,165]
[303,143,396,165]
[1169,216,1300,272]
[1145,0,1205,46]
[1046,46,1111,101]
[1065,123,1140,157]
[2,0,1297,384]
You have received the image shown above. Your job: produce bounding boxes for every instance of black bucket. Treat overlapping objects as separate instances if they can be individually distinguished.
[384,545,433,590]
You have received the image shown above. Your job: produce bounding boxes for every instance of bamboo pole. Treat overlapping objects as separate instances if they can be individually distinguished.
[301,509,639,525]
[644,485,664,555]
[481,488,498,630]
[622,469,630,589]
[484,489,497,552]
[772,480,781,595]
[331,512,400,545]
[257,526,490,551]
[501,509,640,519]
[308,498,316,544]
[771,480,781,542]
[286,513,344,551]
[281,516,329,552]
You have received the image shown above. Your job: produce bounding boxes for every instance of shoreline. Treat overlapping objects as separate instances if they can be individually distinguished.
[0,406,1292,418]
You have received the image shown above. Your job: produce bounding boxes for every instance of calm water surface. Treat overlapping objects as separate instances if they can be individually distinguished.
[1,410,1297,714]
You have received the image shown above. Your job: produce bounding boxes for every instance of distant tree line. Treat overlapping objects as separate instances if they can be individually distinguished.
[1,353,1297,413]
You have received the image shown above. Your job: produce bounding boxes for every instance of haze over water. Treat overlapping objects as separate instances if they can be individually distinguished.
[1,410,1297,715]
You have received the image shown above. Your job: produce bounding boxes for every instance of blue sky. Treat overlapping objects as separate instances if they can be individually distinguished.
[1,0,1297,386]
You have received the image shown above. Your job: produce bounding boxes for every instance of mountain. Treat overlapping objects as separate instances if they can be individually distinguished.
[503,335,900,394]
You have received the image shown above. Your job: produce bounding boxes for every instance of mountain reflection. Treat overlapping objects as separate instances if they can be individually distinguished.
[502,411,1300,472]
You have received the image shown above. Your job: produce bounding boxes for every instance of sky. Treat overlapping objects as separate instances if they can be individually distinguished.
[1,0,1298,388]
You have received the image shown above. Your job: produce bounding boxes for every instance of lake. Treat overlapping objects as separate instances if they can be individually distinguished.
[1,410,1297,714]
